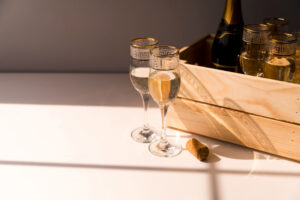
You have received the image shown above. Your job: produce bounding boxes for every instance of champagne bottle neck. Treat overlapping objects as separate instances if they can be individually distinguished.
[223,0,243,25]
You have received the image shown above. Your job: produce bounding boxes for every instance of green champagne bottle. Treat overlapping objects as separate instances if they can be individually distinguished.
[211,0,244,72]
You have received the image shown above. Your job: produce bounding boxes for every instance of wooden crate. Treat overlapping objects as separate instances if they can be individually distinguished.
[167,35,300,161]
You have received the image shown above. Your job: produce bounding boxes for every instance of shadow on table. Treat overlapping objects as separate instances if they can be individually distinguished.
[0,158,298,200]
[0,159,298,177]
[0,73,147,107]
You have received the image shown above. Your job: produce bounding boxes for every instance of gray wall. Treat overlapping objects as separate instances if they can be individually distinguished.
[0,0,298,72]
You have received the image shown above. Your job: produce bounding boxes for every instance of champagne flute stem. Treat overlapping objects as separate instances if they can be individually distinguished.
[140,93,150,130]
[160,104,169,143]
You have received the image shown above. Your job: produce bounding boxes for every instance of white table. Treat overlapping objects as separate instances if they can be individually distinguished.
[0,73,298,200]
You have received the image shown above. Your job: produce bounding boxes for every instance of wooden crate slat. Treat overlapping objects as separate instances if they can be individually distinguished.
[178,63,300,124]
[167,98,300,161]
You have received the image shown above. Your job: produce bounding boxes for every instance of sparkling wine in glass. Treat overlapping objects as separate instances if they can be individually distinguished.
[148,45,182,157]
[129,38,159,143]
[240,24,270,77]
[264,33,296,81]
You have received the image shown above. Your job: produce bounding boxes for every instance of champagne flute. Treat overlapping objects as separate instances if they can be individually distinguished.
[240,24,270,77]
[129,37,159,143]
[264,33,297,81]
[148,45,182,157]
[263,17,288,34]
[291,29,300,83]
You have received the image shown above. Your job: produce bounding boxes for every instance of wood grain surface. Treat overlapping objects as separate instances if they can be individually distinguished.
[178,63,300,124]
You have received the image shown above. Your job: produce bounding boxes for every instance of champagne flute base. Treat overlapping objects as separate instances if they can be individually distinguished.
[131,127,158,143]
[148,139,182,157]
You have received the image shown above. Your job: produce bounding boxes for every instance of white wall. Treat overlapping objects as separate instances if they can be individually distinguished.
[0,0,298,72]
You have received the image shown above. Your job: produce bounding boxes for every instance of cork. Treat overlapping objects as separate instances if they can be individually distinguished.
[186,138,209,161]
